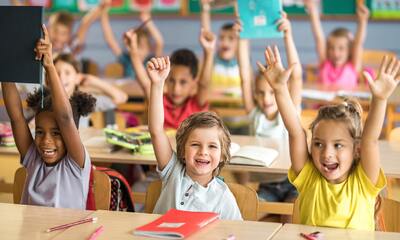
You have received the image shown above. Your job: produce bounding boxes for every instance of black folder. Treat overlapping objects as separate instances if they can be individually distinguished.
[0,6,43,84]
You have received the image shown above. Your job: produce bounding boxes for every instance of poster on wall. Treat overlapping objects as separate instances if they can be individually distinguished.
[129,0,152,11]
[372,0,400,19]
[154,0,180,10]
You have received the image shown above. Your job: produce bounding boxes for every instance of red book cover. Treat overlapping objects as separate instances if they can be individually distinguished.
[133,209,219,239]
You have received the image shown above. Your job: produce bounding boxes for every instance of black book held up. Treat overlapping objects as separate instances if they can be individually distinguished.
[0,6,43,84]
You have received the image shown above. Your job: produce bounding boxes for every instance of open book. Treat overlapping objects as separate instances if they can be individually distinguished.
[230,143,279,167]
[134,209,219,239]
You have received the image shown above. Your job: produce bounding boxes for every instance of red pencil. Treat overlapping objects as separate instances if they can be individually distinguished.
[46,217,98,233]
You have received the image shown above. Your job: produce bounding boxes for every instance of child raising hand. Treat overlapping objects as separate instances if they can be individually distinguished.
[2,25,96,209]
[147,56,242,220]
[258,46,399,230]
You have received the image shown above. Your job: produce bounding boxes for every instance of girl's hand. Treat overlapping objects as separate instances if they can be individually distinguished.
[34,24,53,69]
[276,12,291,36]
[123,29,138,54]
[356,3,370,23]
[364,56,400,100]
[199,28,216,52]
[256,46,296,91]
[147,56,170,85]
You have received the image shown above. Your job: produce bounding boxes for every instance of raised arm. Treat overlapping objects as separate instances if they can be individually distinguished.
[79,74,128,104]
[200,0,212,32]
[257,46,308,175]
[277,12,303,108]
[196,28,216,106]
[124,30,151,99]
[237,27,255,113]
[1,83,33,158]
[36,25,85,167]
[352,3,369,73]
[147,57,173,170]
[74,0,108,53]
[140,9,164,56]
[304,0,326,63]
[100,2,122,56]
[361,56,400,184]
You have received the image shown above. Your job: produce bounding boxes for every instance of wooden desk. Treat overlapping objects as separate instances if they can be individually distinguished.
[54,210,282,240]
[271,223,400,240]
[0,203,94,240]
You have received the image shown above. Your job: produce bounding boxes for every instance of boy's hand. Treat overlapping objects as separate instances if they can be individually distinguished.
[34,24,53,69]
[356,3,370,23]
[139,6,152,22]
[147,57,170,85]
[303,0,317,12]
[123,29,138,54]
[364,56,400,100]
[199,28,216,52]
[276,12,291,37]
[257,46,296,91]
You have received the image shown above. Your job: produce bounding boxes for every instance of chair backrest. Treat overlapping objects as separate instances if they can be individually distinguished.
[104,62,124,78]
[13,167,27,204]
[363,50,397,68]
[389,127,400,142]
[144,180,259,220]
[292,197,300,224]
[13,167,111,210]
[376,197,400,232]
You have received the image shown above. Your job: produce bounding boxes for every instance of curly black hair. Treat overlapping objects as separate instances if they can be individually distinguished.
[170,49,198,78]
[26,87,96,128]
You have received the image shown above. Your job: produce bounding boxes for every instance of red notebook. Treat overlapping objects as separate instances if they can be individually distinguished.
[133,209,219,239]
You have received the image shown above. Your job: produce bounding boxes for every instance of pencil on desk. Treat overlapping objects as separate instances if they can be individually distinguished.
[46,217,98,233]
[88,225,104,240]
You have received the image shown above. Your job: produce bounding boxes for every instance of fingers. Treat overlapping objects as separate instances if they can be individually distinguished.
[363,71,374,86]
[273,45,282,66]
[378,55,389,75]
[267,46,275,64]
[386,56,397,75]
[256,61,266,73]
[164,56,170,69]
[148,57,170,71]
[264,48,271,66]
[392,59,400,77]
[147,61,155,70]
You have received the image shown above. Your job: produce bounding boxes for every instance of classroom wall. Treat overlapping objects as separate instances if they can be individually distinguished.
[80,17,400,72]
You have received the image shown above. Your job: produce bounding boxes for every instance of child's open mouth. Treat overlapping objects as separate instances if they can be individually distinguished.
[42,149,56,157]
[195,159,210,166]
[322,162,339,172]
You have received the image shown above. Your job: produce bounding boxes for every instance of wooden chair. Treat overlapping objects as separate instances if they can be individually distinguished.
[378,197,400,232]
[389,127,400,142]
[143,180,259,220]
[104,62,124,78]
[386,127,400,199]
[13,167,111,210]
[362,50,397,68]
[291,198,300,224]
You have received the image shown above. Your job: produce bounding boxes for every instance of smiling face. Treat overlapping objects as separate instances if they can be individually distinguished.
[34,111,66,165]
[217,29,238,61]
[49,23,71,52]
[166,65,196,106]
[255,76,278,119]
[327,36,351,67]
[183,127,222,186]
[54,60,79,96]
[311,120,357,184]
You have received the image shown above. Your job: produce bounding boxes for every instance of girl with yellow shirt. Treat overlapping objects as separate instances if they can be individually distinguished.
[257,46,399,230]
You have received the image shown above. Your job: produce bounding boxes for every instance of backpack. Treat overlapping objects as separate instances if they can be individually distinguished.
[86,165,135,212]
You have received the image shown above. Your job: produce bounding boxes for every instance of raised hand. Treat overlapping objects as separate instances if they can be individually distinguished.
[123,29,138,54]
[364,56,400,100]
[199,28,216,52]
[139,5,152,22]
[256,46,296,91]
[34,24,53,69]
[303,0,317,12]
[146,56,170,85]
[100,0,111,10]
[276,12,292,36]
[356,3,370,23]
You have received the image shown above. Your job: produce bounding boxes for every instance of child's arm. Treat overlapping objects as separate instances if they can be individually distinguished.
[124,30,151,99]
[277,12,303,108]
[100,2,123,56]
[140,9,164,57]
[79,74,128,104]
[147,57,173,170]
[361,56,399,184]
[196,29,216,107]
[74,0,108,54]
[237,24,255,113]
[352,3,369,73]
[36,25,85,167]
[257,46,309,175]
[1,83,33,158]
[304,0,326,63]
[200,0,212,32]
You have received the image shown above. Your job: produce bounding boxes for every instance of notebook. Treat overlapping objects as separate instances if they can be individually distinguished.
[134,209,219,239]
[0,6,43,84]
[238,0,283,39]
[230,144,279,167]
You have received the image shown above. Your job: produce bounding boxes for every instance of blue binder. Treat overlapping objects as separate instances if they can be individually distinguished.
[238,0,283,39]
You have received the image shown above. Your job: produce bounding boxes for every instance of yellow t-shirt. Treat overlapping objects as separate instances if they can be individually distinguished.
[288,161,386,230]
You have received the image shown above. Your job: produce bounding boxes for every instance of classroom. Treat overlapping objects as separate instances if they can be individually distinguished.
[0,0,400,239]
